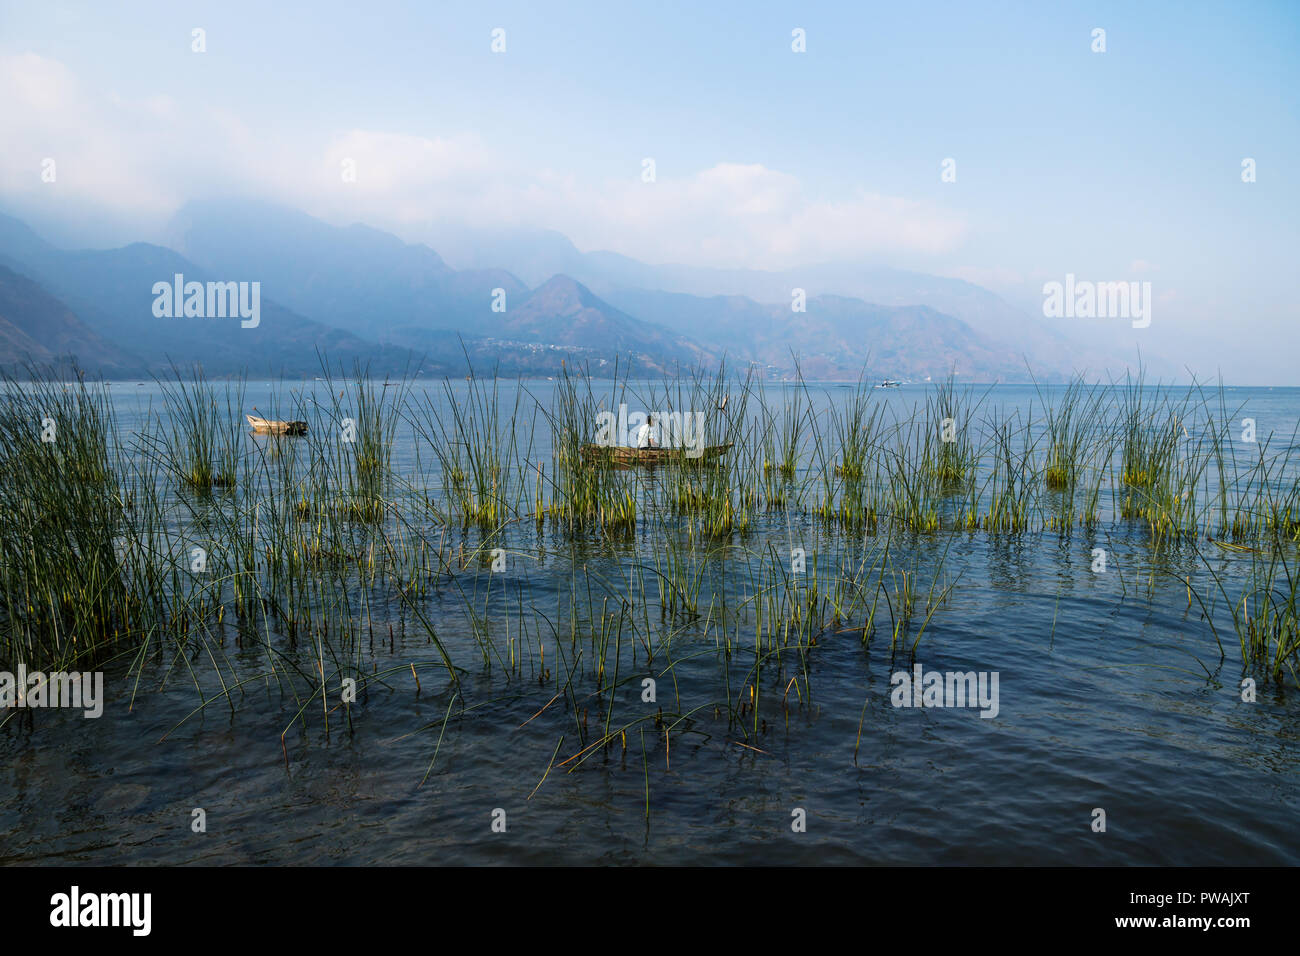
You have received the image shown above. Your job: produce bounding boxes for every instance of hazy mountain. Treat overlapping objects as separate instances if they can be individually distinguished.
[502,276,710,365]
[438,230,1163,378]
[0,213,413,377]
[0,263,140,374]
[603,287,1044,380]
[161,203,1056,379]
[168,200,530,343]
[425,225,591,285]
[0,203,1135,382]
[166,203,713,372]
[434,228,1025,323]
[0,209,718,378]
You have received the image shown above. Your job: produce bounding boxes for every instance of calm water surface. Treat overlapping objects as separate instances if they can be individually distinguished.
[2,382,1298,864]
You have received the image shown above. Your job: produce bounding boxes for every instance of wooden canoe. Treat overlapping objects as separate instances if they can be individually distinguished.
[247,414,308,436]
[580,443,732,466]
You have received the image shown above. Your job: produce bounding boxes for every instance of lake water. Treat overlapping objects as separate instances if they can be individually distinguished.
[2,380,1298,864]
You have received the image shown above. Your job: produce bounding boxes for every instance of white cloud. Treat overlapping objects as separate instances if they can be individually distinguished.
[0,53,260,219]
[3,52,77,112]
[316,130,501,216]
[0,53,968,268]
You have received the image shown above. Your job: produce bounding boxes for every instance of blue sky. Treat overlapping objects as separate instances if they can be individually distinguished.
[0,0,1297,376]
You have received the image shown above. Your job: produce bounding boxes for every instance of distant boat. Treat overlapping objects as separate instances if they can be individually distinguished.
[247,414,308,436]
[580,443,733,467]
[875,380,902,389]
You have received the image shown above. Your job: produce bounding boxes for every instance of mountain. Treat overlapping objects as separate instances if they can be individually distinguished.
[435,230,1161,378]
[168,200,530,343]
[602,287,1040,380]
[0,263,140,374]
[0,203,1128,381]
[0,213,412,377]
[497,276,710,369]
[163,203,1062,379]
[165,202,712,373]
[432,228,1028,324]
[0,209,715,378]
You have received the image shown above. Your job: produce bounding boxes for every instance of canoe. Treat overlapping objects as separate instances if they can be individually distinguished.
[247,414,308,436]
[580,443,732,466]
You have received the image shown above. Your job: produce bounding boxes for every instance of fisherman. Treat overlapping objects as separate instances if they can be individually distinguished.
[635,414,658,449]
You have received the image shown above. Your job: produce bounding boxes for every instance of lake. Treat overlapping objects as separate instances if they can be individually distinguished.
[1,376,1297,864]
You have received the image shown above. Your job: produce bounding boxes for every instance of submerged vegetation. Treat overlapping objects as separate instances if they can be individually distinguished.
[1,358,1297,774]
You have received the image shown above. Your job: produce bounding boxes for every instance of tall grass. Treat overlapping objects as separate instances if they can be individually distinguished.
[1,356,1296,764]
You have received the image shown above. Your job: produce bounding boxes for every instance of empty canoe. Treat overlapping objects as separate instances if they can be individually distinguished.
[247,415,308,436]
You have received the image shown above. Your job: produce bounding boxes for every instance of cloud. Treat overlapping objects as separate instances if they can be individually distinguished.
[0,53,968,268]
[316,130,501,215]
[301,144,967,268]
[944,265,1026,289]
[0,53,264,218]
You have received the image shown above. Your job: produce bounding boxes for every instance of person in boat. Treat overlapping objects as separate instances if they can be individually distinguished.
[635,414,658,449]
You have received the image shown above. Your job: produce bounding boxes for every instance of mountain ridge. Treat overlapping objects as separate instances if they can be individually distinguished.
[0,204,1150,382]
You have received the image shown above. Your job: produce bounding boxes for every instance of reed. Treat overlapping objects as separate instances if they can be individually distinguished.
[411,362,529,529]
[1035,373,1103,494]
[154,365,244,490]
[0,370,151,669]
[2,355,1296,776]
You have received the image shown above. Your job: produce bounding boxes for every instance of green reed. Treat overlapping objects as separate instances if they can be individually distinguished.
[2,353,1298,767]
[155,365,244,490]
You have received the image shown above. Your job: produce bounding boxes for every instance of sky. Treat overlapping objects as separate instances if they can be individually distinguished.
[0,0,1297,379]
